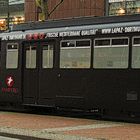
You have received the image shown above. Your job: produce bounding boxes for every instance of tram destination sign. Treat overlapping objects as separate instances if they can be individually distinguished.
[1,26,140,40]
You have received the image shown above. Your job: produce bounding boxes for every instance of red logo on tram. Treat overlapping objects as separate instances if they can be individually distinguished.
[6,76,14,87]
[26,33,46,40]
[1,76,18,93]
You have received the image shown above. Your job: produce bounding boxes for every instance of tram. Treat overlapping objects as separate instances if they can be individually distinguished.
[0,14,140,119]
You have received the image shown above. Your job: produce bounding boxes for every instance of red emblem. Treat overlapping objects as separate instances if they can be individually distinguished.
[6,76,14,87]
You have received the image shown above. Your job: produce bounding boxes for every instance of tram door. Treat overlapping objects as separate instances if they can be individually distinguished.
[23,41,56,106]
[38,41,57,107]
[23,42,39,105]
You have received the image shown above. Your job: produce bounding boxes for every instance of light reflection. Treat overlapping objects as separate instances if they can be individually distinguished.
[118,8,125,15]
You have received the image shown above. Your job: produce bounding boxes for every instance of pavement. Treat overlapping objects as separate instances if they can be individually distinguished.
[0,132,47,140]
[0,111,139,140]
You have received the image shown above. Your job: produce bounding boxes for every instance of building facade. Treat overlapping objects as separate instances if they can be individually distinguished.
[0,0,105,30]
[1,0,140,30]
[108,0,140,16]
[0,0,25,30]
[25,0,105,22]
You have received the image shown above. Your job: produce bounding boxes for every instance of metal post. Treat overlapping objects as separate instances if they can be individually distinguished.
[125,0,127,15]
[7,0,10,30]
[105,0,109,16]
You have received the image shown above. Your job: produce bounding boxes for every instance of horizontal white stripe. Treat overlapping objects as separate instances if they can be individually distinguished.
[43,123,123,132]
[0,136,20,140]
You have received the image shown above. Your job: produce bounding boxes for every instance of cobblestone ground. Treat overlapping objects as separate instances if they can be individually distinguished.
[0,111,139,140]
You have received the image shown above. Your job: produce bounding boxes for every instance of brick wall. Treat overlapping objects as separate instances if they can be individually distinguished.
[25,0,105,22]
[25,0,37,22]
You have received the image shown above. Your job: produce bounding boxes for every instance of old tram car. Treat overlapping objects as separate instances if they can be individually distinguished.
[0,15,140,120]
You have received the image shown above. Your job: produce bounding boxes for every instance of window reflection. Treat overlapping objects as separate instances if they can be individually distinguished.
[109,1,140,16]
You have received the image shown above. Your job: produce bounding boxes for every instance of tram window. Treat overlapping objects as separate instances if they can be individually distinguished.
[76,40,90,47]
[132,37,140,68]
[26,45,36,69]
[61,41,75,47]
[42,44,53,68]
[112,38,128,46]
[6,44,18,69]
[94,38,129,68]
[133,38,140,45]
[95,39,110,46]
[60,39,91,68]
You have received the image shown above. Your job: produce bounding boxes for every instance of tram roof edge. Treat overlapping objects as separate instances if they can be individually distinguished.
[12,15,140,31]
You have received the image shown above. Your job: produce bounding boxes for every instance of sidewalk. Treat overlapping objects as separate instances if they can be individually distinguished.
[0,111,139,140]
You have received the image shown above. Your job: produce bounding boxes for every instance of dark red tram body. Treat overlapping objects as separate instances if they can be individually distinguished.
[1,15,140,120]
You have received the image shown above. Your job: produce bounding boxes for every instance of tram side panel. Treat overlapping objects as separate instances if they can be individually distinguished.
[86,35,140,117]
[55,39,92,110]
[0,41,22,105]
[89,70,140,117]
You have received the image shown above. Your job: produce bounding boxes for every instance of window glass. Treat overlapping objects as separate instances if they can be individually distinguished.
[94,38,129,68]
[76,40,90,47]
[132,37,140,68]
[133,38,140,45]
[26,45,36,69]
[109,1,140,16]
[60,40,91,68]
[95,39,110,46]
[61,40,75,47]
[6,43,18,69]
[112,38,128,46]
[42,44,53,68]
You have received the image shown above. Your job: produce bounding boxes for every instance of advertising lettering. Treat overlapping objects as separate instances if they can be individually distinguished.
[3,25,140,41]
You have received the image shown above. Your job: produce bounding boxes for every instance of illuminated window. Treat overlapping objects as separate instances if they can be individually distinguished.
[0,19,6,30]
[108,0,140,16]
[0,0,25,29]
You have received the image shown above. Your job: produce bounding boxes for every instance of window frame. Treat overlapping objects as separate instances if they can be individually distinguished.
[132,36,140,47]
[25,45,37,69]
[60,39,91,69]
[93,37,129,69]
[131,36,140,69]
[42,43,54,69]
[94,37,129,48]
[6,43,19,69]
[94,38,111,48]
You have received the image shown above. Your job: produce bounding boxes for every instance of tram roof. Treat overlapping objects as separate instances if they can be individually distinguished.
[1,14,140,40]
[11,14,140,31]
